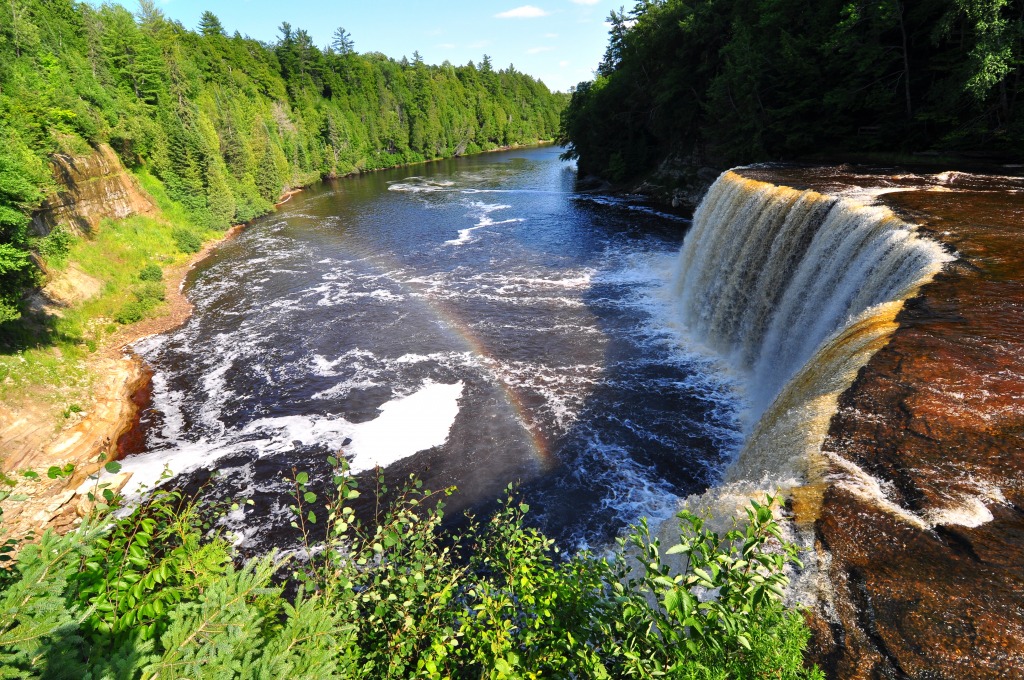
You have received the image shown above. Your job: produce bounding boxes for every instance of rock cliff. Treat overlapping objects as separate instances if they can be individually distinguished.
[31,143,155,236]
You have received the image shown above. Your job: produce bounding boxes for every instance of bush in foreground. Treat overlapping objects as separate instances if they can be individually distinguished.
[0,462,822,679]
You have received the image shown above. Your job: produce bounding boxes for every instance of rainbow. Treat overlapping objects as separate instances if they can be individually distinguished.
[359,248,558,469]
[420,293,556,469]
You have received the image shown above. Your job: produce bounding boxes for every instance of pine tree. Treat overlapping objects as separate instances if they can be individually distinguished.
[198,11,225,37]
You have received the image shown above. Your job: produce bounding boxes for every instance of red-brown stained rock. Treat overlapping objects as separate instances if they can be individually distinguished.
[742,166,1024,678]
[816,187,1024,678]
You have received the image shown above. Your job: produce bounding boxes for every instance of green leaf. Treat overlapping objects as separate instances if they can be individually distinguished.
[104,461,123,474]
[307,510,317,524]
[664,588,682,613]
[296,471,309,485]
[304,491,317,503]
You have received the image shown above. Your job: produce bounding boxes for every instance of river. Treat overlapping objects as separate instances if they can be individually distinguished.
[121,145,741,550]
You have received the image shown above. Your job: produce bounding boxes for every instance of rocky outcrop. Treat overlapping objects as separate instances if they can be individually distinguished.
[31,143,155,236]
[0,354,147,536]
[809,185,1024,679]
[634,152,723,212]
[0,219,253,539]
[733,166,1024,679]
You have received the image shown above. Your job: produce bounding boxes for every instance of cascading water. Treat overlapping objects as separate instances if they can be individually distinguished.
[660,170,950,533]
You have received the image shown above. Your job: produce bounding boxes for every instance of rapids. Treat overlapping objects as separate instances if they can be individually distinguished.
[118,146,741,550]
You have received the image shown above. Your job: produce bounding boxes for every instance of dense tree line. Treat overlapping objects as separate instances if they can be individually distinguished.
[560,0,1024,181]
[0,0,565,325]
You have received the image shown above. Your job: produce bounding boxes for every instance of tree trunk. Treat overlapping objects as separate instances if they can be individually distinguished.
[897,0,913,119]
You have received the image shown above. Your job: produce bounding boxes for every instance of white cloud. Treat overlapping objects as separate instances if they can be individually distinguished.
[495,5,549,18]
[437,43,456,49]
[544,32,559,38]
[570,0,600,4]
[527,46,555,54]
[559,60,570,67]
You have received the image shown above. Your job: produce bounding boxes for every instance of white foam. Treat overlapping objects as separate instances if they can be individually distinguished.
[445,201,524,246]
[388,177,457,193]
[112,381,464,497]
[345,380,464,472]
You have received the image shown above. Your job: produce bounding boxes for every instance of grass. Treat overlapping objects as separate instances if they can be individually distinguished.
[0,345,91,414]
[0,170,221,415]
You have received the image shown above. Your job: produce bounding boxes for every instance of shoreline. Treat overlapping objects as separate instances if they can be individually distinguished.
[2,142,557,537]
[0,201,284,538]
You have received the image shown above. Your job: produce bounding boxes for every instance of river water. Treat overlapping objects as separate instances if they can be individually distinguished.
[122,146,742,550]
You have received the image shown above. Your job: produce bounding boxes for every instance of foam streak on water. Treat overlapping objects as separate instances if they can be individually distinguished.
[125,147,742,550]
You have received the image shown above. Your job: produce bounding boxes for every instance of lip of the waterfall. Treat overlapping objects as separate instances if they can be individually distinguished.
[664,169,954,531]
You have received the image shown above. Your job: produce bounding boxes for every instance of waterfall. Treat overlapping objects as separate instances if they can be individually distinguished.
[664,170,950,528]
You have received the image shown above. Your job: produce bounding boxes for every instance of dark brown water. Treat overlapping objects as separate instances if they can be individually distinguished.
[119,146,742,550]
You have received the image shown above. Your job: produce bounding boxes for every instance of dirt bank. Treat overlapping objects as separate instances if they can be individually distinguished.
[0,217,262,538]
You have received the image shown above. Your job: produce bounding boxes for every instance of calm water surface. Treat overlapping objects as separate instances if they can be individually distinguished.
[125,146,741,549]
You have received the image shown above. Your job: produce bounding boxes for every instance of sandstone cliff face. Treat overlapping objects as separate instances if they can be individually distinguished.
[31,143,155,236]
[0,144,161,537]
[0,356,147,536]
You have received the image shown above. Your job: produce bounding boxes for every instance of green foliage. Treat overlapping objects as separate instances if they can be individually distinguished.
[0,0,566,335]
[114,278,165,324]
[0,137,43,326]
[133,282,165,303]
[137,263,162,282]
[114,299,147,325]
[170,227,202,254]
[561,0,1024,178]
[72,487,233,650]
[0,464,822,678]
[36,226,75,265]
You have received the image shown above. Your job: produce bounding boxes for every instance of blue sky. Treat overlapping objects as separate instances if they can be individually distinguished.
[94,1,613,92]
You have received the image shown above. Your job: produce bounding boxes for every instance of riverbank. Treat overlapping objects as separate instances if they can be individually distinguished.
[0,142,558,539]
[0,208,269,538]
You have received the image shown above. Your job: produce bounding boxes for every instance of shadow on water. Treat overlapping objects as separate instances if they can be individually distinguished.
[126,148,741,557]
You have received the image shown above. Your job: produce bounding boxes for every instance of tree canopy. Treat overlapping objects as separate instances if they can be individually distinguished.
[560,0,1024,180]
[0,0,566,325]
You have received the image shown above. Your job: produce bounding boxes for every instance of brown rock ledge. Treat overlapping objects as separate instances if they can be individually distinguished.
[808,183,1024,678]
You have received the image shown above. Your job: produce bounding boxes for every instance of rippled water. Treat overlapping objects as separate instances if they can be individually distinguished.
[123,146,742,550]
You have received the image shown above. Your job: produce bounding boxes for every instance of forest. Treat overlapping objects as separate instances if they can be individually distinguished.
[559,0,1024,181]
[0,0,566,328]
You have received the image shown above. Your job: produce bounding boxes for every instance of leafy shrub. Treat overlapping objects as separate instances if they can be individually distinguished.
[138,263,163,282]
[171,227,202,254]
[0,463,822,679]
[114,299,147,324]
[133,282,165,303]
[37,225,75,263]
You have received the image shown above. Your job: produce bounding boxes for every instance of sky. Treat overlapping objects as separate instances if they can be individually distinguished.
[94,1,614,92]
